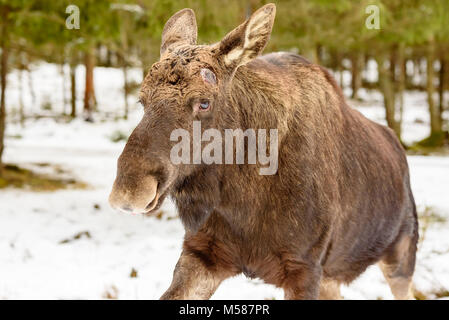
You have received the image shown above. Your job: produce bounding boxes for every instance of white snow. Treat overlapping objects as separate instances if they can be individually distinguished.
[0,62,448,300]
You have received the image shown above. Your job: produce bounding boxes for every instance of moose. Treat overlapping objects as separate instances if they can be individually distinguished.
[109,4,418,299]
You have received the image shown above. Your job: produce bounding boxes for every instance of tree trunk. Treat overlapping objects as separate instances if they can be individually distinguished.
[439,52,447,120]
[140,45,153,80]
[106,48,112,67]
[0,6,9,173]
[412,58,420,88]
[335,51,344,88]
[396,43,405,133]
[315,44,322,66]
[376,53,401,139]
[123,62,128,120]
[303,46,318,64]
[426,41,442,136]
[18,68,24,126]
[389,47,397,83]
[120,19,129,120]
[351,52,363,100]
[17,52,26,126]
[339,55,345,90]
[27,66,36,107]
[83,48,96,121]
[60,63,67,116]
[70,62,76,118]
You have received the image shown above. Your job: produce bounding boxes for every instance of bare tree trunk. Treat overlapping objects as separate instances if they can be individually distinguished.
[351,52,363,100]
[70,62,76,118]
[426,41,442,136]
[439,52,447,121]
[59,64,65,115]
[376,53,401,139]
[315,44,322,66]
[18,68,24,126]
[390,47,397,83]
[412,58,420,88]
[396,43,405,133]
[416,58,427,90]
[120,20,129,120]
[17,52,26,126]
[339,58,345,90]
[60,62,68,116]
[139,44,153,80]
[335,51,344,88]
[123,62,128,120]
[27,66,36,107]
[0,5,9,173]
[303,46,318,64]
[83,48,96,121]
[106,48,112,67]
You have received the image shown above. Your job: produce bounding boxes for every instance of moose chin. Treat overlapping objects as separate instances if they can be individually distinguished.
[109,3,418,300]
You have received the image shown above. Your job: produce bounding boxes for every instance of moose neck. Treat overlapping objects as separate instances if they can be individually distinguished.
[222,63,290,137]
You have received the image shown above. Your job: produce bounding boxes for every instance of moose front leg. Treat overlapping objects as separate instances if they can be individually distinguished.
[160,251,228,300]
[282,264,322,300]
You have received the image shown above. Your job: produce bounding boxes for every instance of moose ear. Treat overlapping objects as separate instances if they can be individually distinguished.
[160,8,198,57]
[217,4,276,70]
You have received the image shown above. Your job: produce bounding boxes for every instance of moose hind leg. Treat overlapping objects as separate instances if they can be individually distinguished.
[379,233,418,300]
[318,279,342,300]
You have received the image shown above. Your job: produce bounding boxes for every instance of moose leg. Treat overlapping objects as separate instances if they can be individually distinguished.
[283,265,322,300]
[318,279,342,300]
[379,233,417,300]
[160,251,230,300]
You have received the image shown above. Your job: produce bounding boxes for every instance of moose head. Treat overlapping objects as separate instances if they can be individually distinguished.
[109,4,276,214]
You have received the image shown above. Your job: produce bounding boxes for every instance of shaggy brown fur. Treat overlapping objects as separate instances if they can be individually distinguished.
[109,4,418,300]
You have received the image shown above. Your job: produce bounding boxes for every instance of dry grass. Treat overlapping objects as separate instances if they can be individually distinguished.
[0,163,88,191]
[418,206,447,248]
[102,285,119,299]
[407,131,449,156]
[414,287,449,300]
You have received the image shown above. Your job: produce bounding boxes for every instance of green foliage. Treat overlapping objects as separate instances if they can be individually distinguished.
[2,0,447,66]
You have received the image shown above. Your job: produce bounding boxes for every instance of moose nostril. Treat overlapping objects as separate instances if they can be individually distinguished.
[145,198,157,211]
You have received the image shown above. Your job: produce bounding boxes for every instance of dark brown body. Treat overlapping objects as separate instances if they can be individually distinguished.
[167,53,417,299]
[110,5,418,299]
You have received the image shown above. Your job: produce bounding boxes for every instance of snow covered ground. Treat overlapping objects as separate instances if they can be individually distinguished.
[0,62,448,299]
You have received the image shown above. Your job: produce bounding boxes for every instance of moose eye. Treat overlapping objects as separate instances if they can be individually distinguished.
[199,100,210,111]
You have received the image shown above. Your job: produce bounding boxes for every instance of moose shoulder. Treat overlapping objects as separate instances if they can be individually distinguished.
[109,3,418,300]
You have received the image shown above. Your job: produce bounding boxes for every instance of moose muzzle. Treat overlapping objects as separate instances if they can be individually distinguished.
[109,175,160,214]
